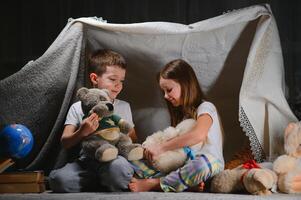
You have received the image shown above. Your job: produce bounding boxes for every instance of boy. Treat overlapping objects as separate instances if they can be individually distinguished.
[49,49,137,192]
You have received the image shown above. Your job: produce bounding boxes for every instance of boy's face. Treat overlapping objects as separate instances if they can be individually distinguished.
[92,65,126,100]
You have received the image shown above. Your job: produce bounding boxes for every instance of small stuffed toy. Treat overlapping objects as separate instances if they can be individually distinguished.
[211,160,278,195]
[142,119,203,174]
[273,122,301,194]
[77,87,143,162]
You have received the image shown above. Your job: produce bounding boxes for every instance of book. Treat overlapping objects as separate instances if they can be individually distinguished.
[0,158,15,173]
[0,171,44,183]
[0,171,45,193]
[0,183,45,193]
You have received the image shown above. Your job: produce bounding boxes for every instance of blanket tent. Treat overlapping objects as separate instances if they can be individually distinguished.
[0,4,298,172]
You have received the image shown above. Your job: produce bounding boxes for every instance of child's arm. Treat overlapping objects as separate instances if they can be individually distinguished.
[61,113,99,149]
[144,113,212,161]
[128,128,138,143]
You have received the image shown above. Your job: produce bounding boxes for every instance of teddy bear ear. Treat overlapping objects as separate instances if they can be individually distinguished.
[284,122,300,155]
[77,87,89,100]
[102,89,110,97]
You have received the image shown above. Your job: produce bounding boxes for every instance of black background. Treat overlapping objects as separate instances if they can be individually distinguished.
[1,0,300,119]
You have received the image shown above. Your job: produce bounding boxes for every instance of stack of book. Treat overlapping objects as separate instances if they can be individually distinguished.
[0,170,45,193]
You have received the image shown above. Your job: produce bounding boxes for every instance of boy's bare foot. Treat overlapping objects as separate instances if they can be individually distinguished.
[129,178,161,192]
[187,182,205,192]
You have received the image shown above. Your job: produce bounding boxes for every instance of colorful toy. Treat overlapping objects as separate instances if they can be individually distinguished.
[0,124,34,159]
[273,122,301,194]
[211,160,278,195]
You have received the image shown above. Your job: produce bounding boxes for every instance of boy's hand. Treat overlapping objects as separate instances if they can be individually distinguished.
[79,113,100,137]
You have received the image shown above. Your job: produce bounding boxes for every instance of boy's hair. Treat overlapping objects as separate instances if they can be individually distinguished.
[158,59,205,126]
[88,49,127,76]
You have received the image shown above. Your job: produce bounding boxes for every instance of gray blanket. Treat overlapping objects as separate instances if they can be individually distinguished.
[0,22,85,169]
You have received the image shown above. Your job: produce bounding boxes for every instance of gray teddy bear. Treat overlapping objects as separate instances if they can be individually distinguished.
[77,87,143,162]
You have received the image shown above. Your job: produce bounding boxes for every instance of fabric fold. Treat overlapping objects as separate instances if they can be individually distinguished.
[0,4,296,170]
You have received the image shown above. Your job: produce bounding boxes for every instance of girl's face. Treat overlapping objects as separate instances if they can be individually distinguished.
[159,77,182,107]
[91,65,125,100]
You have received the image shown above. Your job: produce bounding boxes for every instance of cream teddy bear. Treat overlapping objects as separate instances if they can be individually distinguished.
[142,118,203,174]
[273,122,301,194]
[211,160,278,195]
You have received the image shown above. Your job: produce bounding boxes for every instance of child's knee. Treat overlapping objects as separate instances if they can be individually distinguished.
[49,170,67,192]
[110,156,134,176]
[48,169,79,193]
[186,155,222,181]
[105,156,134,191]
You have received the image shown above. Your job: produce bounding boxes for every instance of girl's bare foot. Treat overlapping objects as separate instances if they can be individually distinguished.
[129,178,161,192]
[187,182,205,192]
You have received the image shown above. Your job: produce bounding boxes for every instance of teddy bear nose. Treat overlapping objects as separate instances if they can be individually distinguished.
[106,103,114,111]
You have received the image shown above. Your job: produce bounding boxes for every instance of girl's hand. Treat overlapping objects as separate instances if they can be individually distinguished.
[79,113,100,137]
[144,145,165,163]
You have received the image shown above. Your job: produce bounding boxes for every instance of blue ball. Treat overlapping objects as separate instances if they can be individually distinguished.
[0,124,34,159]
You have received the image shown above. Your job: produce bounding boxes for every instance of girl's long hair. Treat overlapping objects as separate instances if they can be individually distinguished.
[158,59,205,126]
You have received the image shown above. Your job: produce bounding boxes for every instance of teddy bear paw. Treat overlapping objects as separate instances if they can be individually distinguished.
[99,148,118,162]
[255,190,272,195]
[127,146,144,161]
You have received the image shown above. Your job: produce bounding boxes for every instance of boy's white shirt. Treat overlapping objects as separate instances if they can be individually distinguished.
[64,99,134,128]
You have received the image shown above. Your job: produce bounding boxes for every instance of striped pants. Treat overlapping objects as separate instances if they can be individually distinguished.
[131,154,223,192]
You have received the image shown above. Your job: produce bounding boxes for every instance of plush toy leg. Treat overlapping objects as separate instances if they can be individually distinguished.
[117,133,143,161]
[82,137,118,162]
[117,143,143,161]
[126,144,144,161]
[210,169,244,193]
[245,169,276,195]
[278,172,301,194]
[291,173,301,193]
[153,151,186,173]
[256,190,272,195]
[95,143,118,162]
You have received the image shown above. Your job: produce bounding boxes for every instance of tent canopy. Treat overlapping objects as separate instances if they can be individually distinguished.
[0,4,297,171]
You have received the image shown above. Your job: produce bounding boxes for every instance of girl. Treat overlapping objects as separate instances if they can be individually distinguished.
[129,59,224,192]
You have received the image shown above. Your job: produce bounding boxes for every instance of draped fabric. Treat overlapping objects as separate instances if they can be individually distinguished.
[0,4,297,171]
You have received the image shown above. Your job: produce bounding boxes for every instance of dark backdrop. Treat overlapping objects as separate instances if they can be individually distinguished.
[1,0,300,119]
